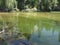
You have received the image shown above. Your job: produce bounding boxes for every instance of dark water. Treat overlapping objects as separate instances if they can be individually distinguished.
[30,20,60,45]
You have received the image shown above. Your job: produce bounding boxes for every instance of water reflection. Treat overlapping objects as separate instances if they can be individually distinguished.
[40,28,59,45]
[30,21,60,45]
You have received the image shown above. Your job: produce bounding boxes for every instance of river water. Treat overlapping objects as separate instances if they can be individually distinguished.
[29,20,60,45]
[0,13,60,45]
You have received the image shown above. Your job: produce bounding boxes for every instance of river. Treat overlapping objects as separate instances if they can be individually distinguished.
[0,12,60,45]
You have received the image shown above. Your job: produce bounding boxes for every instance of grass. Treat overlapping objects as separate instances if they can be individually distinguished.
[18,12,60,21]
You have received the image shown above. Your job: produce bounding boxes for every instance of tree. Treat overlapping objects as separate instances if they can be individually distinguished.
[0,0,17,11]
[58,0,60,8]
[37,0,58,11]
[0,0,59,11]
[17,0,25,11]
[25,0,39,8]
[5,0,17,11]
[0,0,6,11]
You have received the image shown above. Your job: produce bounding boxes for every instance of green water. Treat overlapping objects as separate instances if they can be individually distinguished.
[0,12,60,45]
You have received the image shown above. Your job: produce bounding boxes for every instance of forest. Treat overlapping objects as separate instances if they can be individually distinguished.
[0,0,60,12]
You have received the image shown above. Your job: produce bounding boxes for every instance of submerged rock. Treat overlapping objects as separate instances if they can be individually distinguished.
[9,39,31,45]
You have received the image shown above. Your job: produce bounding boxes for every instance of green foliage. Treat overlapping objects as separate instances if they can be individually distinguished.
[0,0,17,11]
[25,0,39,8]
[37,0,59,11]
[0,0,60,11]
[17,0,25,10]
[58,0,60,6]
[5,0,17,10]
[0,0,5,9]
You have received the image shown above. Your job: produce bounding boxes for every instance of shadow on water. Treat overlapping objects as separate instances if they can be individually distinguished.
[29,19,60,45]
[0,38,7,45]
